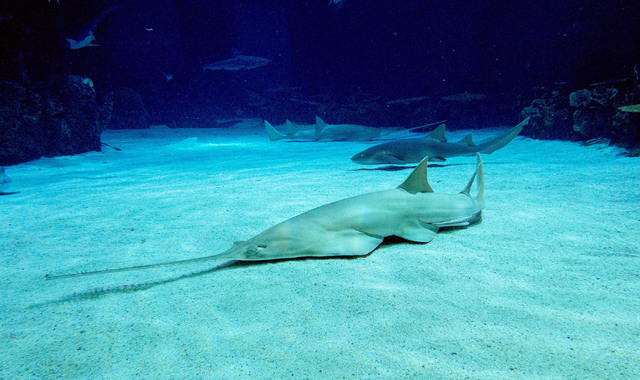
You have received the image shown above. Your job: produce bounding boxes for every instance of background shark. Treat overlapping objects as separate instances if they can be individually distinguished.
[65,6,118,50]
[314,116,399,141]
[264,120,316,141]
[351,118,529,165]
[202,52,271,71]
[265,117,403,142]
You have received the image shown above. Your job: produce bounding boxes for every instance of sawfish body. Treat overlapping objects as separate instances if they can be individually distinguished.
[48,155,484,278]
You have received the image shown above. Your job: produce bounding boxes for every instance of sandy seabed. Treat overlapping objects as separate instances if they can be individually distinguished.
[1,120,639,378]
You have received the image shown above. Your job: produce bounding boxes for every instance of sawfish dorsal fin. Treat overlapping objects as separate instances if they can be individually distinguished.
[459,134,475,146]
[398,157,434,194]
[426,124,447,142]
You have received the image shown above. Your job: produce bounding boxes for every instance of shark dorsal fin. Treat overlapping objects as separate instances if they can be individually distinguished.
[426,124,447,142]
[285,120,298,135]
[264,120,286,141]
[398,157,434,194]
[315,116,327,134]
[459,134,475,146]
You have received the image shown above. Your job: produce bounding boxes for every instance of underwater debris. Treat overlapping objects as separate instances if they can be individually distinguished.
[618,104,640,113]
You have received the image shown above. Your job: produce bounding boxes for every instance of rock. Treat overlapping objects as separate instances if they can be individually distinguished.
[569,89,591,107]
[0,76,101,166]
[519,83,575,140]
[0,1,101,166]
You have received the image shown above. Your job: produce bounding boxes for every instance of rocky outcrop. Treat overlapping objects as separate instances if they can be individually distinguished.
[0,0,101,166]
[0,76,101,166]
[520,71,640,153]
[519,82,576,140]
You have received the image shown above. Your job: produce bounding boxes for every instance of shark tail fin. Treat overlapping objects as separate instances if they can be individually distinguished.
[426,124,447,142]
[461,154,484,202]
[478,117,529,154]
[398,156,434,194]
[264,120,286,141]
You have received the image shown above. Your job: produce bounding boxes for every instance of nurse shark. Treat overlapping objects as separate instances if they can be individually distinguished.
[47,154,485,279]
[351,118,529,165]
[264,117,402,142]
[202,53,271,71]
[66,6,118,50]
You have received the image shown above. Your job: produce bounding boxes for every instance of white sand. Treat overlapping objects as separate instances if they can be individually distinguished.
[1,120,639,378]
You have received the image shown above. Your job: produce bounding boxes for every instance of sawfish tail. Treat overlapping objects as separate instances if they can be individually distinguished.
[475,153,484,203]
[461,154,484,201]
[478,117,529,154]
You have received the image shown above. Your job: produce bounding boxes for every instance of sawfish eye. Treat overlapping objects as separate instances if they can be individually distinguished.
[257,244,267,249]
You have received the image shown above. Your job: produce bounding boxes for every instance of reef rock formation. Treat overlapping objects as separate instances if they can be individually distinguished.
[0,76,101,166]
[519,82,575,140]
[520,72,640,154]
[0,0,101,166]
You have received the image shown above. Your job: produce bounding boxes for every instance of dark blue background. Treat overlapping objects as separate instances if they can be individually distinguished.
[61,0,640,125]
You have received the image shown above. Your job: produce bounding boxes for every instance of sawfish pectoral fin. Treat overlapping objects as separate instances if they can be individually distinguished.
[396,220,439,243]
[429,210,482,228]
[320,230,384,257]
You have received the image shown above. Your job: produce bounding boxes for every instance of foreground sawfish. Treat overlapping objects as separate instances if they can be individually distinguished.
[352,118,529,165]
[47,155,484,279]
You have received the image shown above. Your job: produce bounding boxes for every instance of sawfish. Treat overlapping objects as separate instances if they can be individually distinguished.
[351,118,529,165]
[47,154,484,279]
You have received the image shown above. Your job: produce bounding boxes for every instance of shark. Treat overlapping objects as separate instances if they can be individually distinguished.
[202,52,271,71]
[265,117,402,142]
[46,154,485,279]
[315,116,397,141]
[265,120,316,141]
[351,118,529,165]
[66,6,118,50]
